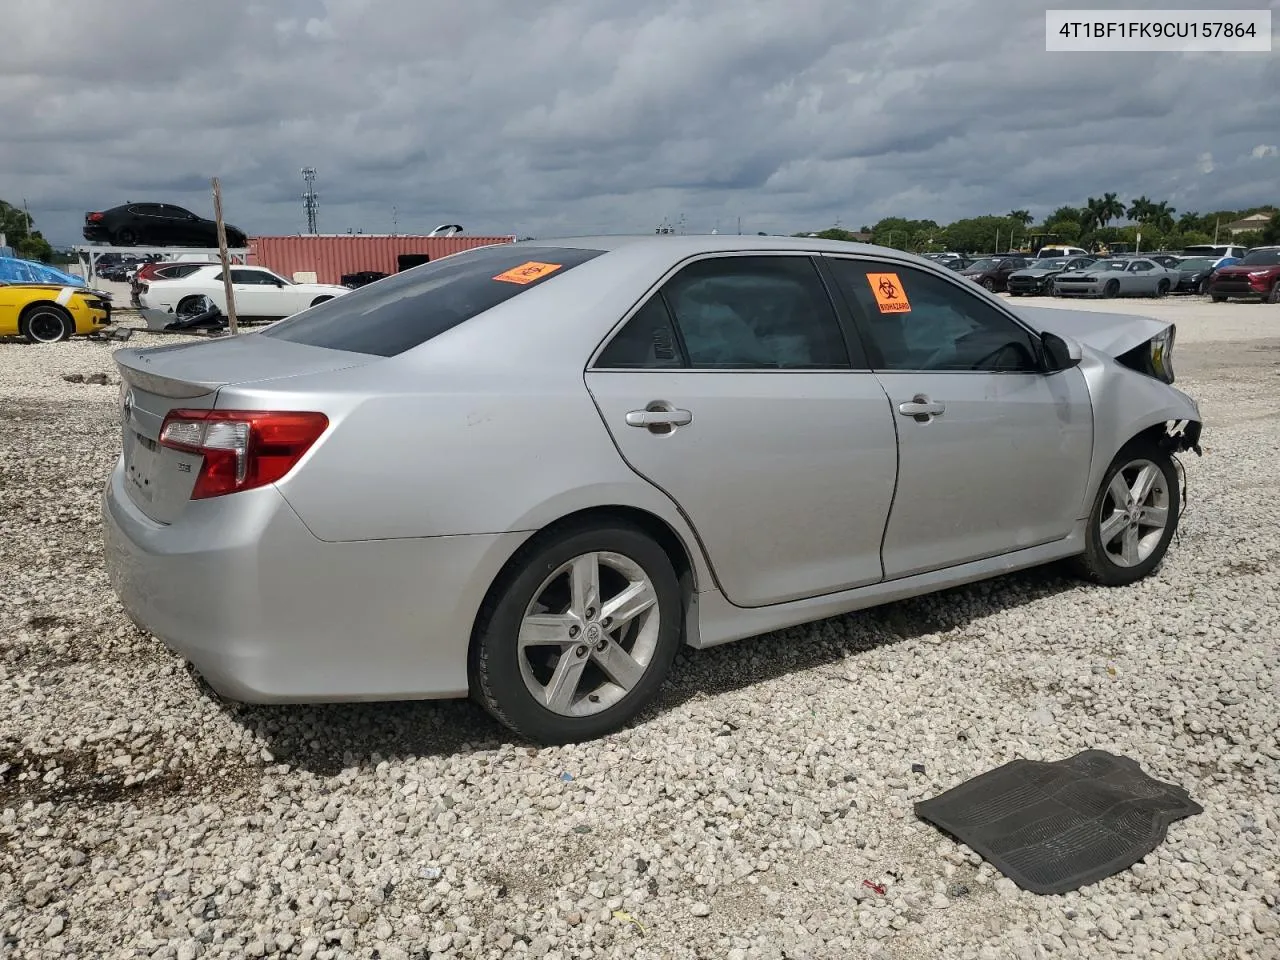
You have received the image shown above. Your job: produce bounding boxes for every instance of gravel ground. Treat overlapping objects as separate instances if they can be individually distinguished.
[1,301,1277,960]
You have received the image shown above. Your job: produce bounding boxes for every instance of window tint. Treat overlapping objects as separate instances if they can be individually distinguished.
[828,259,1040,373]
[596,296,684,368]
[230,268,277,284]
[658,256,849,369]
[131,204,163,216]
[262,244,604,357]
[1129,261,1153,272]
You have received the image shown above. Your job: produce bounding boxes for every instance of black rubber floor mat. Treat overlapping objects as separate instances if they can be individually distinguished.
[914,750,1202,895]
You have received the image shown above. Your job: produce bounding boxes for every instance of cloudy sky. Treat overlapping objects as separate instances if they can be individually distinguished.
[2,0,1277,245]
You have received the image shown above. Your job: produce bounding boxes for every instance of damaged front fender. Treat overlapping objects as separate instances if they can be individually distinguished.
[1076,351,1203,518]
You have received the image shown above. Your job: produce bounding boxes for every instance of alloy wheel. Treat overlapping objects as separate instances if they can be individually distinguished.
[1098,458,1170,567]
[517,551,661,717]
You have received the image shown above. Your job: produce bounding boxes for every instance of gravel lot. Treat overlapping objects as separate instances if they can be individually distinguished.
[2,296,1277,960]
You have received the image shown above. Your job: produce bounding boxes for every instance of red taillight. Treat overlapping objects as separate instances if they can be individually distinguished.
[158,409,328,499]
[87,212,104,222]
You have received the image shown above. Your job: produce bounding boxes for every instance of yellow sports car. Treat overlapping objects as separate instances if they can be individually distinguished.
[0,282,113,343]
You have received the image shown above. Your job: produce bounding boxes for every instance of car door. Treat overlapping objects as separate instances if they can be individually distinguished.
[825,256,1093,580]
[226,268,280,317]
[1126,259,1156,294]
[584,253,899,607]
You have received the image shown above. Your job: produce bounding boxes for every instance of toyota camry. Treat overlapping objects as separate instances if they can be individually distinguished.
[104,236,1203,744]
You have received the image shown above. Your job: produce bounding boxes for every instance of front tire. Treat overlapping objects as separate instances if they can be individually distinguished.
[470,521,683,744]
[1269,281,1280,305]
[309,296,334,308]
[1069,440,1179,587]
[982,278,998,292]
[1103,279,1120,298]
[21,304,73,343]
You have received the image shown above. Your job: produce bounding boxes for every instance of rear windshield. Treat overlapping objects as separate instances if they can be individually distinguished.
[260,244,605,356]
[1240,249,1280,266]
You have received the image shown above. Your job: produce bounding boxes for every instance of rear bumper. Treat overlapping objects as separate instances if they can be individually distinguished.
[102,462,528,703]
[139,307,178,330]
[82,225,110,242]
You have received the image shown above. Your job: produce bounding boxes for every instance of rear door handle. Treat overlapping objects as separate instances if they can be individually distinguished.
[626,408,692,428]
[898,396,945,421]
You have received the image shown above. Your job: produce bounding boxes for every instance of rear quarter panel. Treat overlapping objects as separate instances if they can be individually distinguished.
[241,362,715,587]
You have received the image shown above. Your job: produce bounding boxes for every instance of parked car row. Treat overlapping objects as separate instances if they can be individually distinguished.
[934,246,1278,301]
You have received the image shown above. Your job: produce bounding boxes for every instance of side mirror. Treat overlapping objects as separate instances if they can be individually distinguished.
[1041,331,1082,372]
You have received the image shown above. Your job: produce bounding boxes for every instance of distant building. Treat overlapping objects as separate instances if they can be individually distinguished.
[1224,213,1273,236]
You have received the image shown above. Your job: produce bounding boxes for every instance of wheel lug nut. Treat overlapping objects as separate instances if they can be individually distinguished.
[575,645,588,657]
[601,616,612,627]
[586,607,596,619]
[596,640,607,652]
[569,626,579,638]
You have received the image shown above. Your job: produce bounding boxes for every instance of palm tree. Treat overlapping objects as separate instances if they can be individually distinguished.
[1008,210,1032,228]
[1127,196,1154,223]
[1099,192,1125,227]
[1082,197,1104,233]
[1149,201,1176,231]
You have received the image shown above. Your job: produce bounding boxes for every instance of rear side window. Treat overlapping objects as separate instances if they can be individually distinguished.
[261,245,604,356]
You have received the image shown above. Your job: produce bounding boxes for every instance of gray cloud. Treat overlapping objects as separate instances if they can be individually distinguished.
[2,0,1276,246]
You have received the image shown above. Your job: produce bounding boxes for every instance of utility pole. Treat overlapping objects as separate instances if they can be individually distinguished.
[211,177,239,335]
[392,206,398,237]
[301,167,319,234]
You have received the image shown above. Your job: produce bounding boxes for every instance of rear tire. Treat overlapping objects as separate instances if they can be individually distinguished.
[1211,294,1227,303]
[115,228,137,246]
[1155,279,1170,298]
[1069,439,1179,587]
[20,304,73,343]
[470,521,683,744]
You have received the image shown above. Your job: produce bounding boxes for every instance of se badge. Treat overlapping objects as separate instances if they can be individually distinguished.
[867,272,911,313]
[493,261,563,285]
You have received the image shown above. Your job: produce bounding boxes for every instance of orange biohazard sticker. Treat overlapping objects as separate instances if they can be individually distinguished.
[492,261,563,285]
[867,272,911,313]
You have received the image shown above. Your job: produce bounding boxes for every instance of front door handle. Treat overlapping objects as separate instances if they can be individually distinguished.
[626,407,692,428]
[898,396,945,422]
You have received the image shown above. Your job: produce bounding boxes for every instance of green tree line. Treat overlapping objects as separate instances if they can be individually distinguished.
[0,198,56,261]
[801,200,1280,254]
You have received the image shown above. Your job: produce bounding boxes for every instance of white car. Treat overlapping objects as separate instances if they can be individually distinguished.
[138,265,350,327]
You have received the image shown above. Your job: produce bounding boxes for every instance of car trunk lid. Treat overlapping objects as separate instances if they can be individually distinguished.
[114,334,370,523]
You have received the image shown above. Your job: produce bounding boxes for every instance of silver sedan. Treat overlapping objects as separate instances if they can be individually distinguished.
[103,236,1203,743]
[1053,257,1182,298]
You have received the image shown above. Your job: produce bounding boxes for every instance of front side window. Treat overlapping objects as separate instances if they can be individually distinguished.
[827,259,1040,373]
[229,269,278,285]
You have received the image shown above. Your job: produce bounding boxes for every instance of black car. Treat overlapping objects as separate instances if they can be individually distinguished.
[1005,256,1097,296]
[1147,254,1183,269]
[958,256,1030,292]
[1172,256,1217,294]
[82,202,248,248]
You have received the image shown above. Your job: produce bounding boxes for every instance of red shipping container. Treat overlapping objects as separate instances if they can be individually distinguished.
[247,234,516,285]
